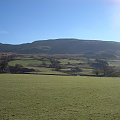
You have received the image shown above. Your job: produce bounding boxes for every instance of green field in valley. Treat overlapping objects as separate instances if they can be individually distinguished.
[9,59,42,67]
[0,74,120,120]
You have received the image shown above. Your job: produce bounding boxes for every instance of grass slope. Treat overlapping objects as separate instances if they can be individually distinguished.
[0,74,120,120]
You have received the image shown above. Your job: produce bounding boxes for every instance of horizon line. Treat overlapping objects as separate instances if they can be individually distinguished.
[1,38,119,45]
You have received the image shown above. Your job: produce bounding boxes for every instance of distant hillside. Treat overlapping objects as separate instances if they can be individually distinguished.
[0,39,120,58]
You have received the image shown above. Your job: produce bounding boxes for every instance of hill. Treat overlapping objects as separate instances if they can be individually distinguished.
[0,39,120,57]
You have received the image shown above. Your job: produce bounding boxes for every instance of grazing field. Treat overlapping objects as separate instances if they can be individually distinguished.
[0,74,120,120]
[9,59,42,67]
[59,58,85,64]
[109,60,120,67]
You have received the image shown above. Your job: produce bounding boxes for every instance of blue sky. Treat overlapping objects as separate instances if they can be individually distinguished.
[0,0,120,44]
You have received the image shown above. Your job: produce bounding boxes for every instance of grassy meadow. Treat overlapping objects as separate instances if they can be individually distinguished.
[9,58,43,67]
[0,74,120,120]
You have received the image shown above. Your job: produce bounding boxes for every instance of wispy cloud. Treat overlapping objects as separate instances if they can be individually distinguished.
[0,30,9,35]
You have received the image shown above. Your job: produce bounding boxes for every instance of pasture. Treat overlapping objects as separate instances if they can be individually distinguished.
[0,74,120,120]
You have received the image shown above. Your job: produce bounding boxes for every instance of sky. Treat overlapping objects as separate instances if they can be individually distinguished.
[0,0,120,44]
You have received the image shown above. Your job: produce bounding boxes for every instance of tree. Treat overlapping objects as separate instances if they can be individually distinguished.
[70,67,82,75]
[0,57,9,73]
[92,59,109,76]
[49,58,61,71]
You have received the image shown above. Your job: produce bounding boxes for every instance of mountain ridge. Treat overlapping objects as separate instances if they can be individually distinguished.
[0,39,120,58]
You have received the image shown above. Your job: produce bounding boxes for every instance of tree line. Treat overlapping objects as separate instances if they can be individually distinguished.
[0,54,34,74]
[0,54,120,77]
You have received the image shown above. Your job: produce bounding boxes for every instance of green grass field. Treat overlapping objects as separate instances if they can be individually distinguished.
[60,59,85,64]
[109,60,120,67]
[0,74,120,120]
[9,59,42,67]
